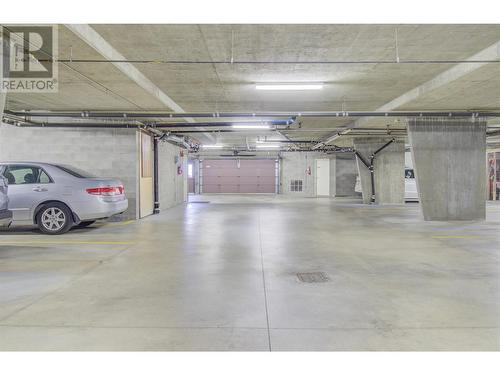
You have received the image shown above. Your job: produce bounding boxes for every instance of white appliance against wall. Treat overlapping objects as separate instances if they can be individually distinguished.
[139,131,154,218]
[405,168,418,201]
[315,158,330,196]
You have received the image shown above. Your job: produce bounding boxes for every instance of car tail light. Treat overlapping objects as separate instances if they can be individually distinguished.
[86,186,125,196]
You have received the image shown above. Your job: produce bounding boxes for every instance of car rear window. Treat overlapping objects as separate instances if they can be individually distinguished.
[55,165,95,178]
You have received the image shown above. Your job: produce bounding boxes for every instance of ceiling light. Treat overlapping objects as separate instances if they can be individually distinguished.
[232,124,270,129]
[255,83,323,91]
[256,144,281,148]
[202,144,224,148]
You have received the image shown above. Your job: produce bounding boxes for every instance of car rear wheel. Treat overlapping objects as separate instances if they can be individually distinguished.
[76,220,96,228]
[36,203,73,235]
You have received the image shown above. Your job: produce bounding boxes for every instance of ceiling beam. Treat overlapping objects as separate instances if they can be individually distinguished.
[318,38,500,145]
[65,24,214,143]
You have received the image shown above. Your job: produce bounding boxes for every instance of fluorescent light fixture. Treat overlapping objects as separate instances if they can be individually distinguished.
[255,83,323,91]
[256,144,281,148]
[202,144,224,148]
[232,124,270,129]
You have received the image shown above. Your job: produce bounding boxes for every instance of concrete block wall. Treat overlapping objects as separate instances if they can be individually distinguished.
[280,152,332,196]
[280,152,360,198]
[0,123,139,219]
[158,141,187,210]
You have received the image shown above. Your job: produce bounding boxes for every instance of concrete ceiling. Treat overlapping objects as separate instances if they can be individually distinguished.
[4,24,500,147]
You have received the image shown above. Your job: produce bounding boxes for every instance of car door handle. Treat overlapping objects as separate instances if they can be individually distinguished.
[33,186,48,192]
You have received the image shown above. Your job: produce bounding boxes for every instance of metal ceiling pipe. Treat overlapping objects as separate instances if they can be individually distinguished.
[7,110,298,120]
[143,125,197,151]
[257,140,316,143]
[167,129,407,135]
[162,134,192,150]
[487,129,500,137]
[168,130,290,135]
[312,129,352,150]
[169,129,241,133]
[6,110,500,119]
[11,122,142,129]
[3,117,410,135]
[149,118,295,128]
[2,119,289,132]
[8,116,138,126]
[35,57,500,65]
[279,128,408,132]
[343,133,407,137]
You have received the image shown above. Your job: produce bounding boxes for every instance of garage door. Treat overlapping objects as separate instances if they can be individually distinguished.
[201,159,277,193]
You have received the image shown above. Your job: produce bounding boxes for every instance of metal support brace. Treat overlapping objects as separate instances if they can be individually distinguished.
[354,138,396,203]
[153,137,160,214]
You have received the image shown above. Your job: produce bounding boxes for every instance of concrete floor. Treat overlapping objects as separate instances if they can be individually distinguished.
[0,195,499,351]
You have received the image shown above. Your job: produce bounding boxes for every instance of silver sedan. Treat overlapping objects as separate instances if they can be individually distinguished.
[0,162,128,234]
[0,176,12,227]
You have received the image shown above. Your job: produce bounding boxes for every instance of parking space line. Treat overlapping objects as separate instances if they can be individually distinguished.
[98,220,135,227]
[431,235,483,239]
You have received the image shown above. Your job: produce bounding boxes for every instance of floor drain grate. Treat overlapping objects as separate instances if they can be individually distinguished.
[297,272,330,283]
[188,201,210,204]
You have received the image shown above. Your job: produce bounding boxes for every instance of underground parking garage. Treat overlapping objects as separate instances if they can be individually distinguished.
[1,22,500,354]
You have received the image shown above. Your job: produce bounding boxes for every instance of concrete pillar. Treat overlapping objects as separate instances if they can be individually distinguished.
[333,153,359,197]
[193,158,201,194]
[0,34,5,120]
[408,117,486,221]
[0,92,5,121]
[353,138,405,204]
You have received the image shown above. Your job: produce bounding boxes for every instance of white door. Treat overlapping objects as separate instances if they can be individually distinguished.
[316,159,330,196]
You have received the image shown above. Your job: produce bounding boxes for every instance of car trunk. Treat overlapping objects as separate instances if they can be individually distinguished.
[82,178,127,202]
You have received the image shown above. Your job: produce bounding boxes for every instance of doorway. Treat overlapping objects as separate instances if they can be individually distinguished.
[315,158,330,196]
